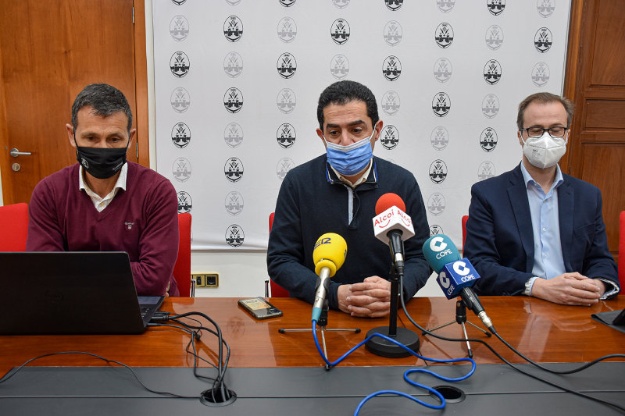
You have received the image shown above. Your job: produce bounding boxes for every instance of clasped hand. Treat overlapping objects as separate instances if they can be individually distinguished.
[338,276,391,318]
[532,272,606,306]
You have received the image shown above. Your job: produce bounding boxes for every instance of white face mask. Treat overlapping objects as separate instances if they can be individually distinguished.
[521,132,567,169]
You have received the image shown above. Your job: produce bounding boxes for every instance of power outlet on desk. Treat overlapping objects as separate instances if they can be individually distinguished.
[193,273,219,288]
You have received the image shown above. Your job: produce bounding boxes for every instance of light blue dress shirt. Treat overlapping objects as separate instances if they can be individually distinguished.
[520,163,565,279]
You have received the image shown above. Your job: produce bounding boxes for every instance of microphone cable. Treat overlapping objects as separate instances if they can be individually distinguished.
[399,294,625,414]
[310,318,477,414]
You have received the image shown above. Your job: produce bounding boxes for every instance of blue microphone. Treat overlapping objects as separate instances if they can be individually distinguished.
[423,234,494,331]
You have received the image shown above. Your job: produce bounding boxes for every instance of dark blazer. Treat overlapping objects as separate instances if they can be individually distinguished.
[464,164,618,296]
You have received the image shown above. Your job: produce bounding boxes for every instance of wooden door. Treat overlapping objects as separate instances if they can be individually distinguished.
[563,0,625,261]
[0,0,148,204]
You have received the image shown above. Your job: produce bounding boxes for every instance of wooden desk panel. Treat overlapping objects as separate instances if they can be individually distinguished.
[1,296,624,374]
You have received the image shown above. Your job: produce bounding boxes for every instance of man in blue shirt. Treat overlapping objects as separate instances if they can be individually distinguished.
[464,92,619,305]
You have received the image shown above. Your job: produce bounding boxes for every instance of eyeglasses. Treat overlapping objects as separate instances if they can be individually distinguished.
[520,126,568,138]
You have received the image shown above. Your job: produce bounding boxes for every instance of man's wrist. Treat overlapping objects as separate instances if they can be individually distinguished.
[523,276,539,296]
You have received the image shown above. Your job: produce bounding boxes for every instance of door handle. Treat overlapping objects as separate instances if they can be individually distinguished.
[10,148,32,157]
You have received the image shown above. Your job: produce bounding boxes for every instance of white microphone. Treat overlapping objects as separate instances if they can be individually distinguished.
[372,193,414,274]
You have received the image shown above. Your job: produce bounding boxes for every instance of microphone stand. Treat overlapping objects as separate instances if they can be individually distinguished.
[279,299,361,358]
[424,299,491,358]
[365,264,420,358]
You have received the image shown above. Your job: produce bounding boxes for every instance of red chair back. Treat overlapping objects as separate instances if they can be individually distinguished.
[619,211,625,294]
[0,203,29,251]
[268,212,290,297]
[461,215,469,256]
[173,213,192,297]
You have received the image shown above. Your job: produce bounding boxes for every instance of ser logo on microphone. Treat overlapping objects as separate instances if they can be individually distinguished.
[314,237,331,249]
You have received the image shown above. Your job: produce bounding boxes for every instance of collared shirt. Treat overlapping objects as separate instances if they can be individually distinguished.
[79,163,128,212]
[330,159,373,188]
[520,162,565,279]
[327,159,376,225]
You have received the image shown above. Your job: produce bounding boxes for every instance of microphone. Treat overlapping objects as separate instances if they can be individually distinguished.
[422,234,494,332]
[312,232,347,321]
[372,193,415,274]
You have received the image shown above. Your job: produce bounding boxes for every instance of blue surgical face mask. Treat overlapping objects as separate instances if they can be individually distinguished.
[324,131,374,176]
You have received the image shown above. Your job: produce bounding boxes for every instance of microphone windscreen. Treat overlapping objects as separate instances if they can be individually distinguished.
[422,234,461,273]
[375,193,406,215]
[312,233,347,277]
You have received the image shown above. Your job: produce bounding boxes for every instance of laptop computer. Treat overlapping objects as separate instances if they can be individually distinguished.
[0,251,164,335]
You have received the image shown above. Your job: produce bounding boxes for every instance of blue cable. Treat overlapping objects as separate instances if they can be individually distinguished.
[311,319,476,415]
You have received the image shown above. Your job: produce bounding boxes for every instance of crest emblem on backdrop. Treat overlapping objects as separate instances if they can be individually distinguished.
[170,87,190,113]
[534,27,553,53]
[224,157,244,183]
[177,191,192,214]
[385,0,403,11]
[485,25,503,50]
[433,58,452,83]
[279,0,297,7]
[382,56,402,81]
[225,0,241,5]
[225,225,245,248]
[169,15,189,41]
[276,158,295,181]
[435,23,454,49]
[276,123,296,149]
[223,52,243,78]
[330,54,350,79]
[381,91,400,116]
[223,16,243,42]
[427,193,446,216]
[429,159,448,184]
[531,62,550,87]
[223,87,243,113]
[171,122,191,149]
[170,51,190,78]
[430,126,449,151]
[277,52,297,79]
[224,191,244,216]
[483,59,502,85]
[171,0,187,5]
[380,125,399,150]
[429,225,444,236]
[432,92,451,117]
[276,88,296,114]
[331,19,350,45]
[172,158,191,182]
[332,0,350,8]
[437,0,456,13]
[383,21,403,46]
[478,161,496,181]
[480,127,498,152]
[487,0,506,16]
[537,0,555,18]
[224,122,244,148]
[277,17,297,43]
[482,94,500,119]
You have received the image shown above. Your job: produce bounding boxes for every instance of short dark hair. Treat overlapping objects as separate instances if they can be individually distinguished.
[71,83,133,132]
[316,80,379,130]
[516,92,574,131]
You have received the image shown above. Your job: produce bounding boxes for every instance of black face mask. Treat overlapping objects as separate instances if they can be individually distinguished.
[76,146,127,179]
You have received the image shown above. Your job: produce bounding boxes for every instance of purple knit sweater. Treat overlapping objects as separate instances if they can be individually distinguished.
[26,162,180,296]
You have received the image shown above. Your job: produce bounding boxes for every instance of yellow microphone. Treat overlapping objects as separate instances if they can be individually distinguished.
[312,233,347,321]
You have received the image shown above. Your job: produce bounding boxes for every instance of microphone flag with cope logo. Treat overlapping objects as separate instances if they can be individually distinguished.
[372,193,415,243]
[422,234,481,299]
[313,233,347,277]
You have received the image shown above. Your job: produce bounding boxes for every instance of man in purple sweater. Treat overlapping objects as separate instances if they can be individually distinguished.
[26,83,179,296]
